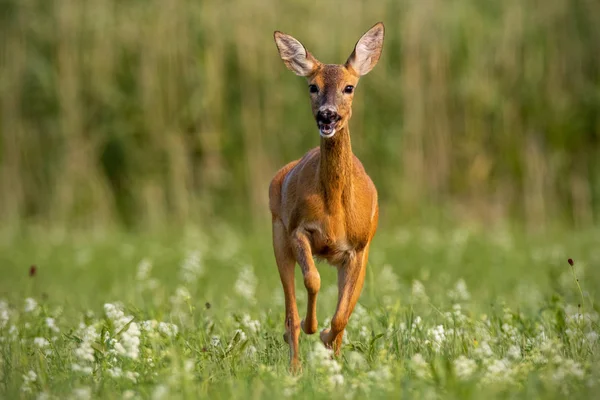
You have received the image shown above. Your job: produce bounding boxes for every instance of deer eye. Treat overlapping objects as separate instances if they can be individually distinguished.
[308,84,318,94]
[343,85,354,94]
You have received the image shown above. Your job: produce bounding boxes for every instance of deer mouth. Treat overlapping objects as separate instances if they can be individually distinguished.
[318,122,337,138]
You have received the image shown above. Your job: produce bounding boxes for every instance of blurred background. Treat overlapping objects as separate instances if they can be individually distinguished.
[1,0,599,232]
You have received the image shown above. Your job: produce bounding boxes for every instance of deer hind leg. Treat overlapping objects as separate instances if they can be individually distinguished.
[291,229,321,335]
[273,220,301,373]
[320,244,370,356]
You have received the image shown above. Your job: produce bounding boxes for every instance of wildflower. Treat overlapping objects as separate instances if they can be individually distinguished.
[411,280,429,302]
[34,337,50,348]
[551,359,584,382]
[481,359,515,385]
[122,390,137,399]
[71,364,93,375]
[136,259,152,281]
[70,387,91,400]
[74,324,100,363]
[234,265,257,301]
[410,353,431,379]
[240,314,261,334]
[245,345,257,358]
[170,286,191,307]
[346,351,367,371]
[454,356,477,381]
[448,279,471,301]
[24,297,38,313]
[107,367,123,378]
[427,325,446,352]
[21,370,37,393]
[180,250,204,283]
[210,335,221,347]
[377,265,400,293]
[46,318,60,333]
[308,342,342,376]
[120,322,141,359]
[329,373,345,387]
[29,265,37,277]
[158,322,179,338]
[0,300,9,328]
[507,345,521,360]
[474,341,494,359]
[125,371,139,383]
[151,385,169,400]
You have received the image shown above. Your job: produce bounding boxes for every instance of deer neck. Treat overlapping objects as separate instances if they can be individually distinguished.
[319,124,353,208]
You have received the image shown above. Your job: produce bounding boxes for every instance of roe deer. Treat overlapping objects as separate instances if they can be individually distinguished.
[269,22,384,372]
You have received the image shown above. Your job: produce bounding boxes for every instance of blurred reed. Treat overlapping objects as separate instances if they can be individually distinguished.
[0,0,598,229]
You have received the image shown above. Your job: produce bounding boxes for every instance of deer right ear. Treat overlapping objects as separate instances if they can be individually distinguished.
[274,31,319,77]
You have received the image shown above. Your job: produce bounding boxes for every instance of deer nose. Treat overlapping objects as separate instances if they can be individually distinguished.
[317,108,340,124]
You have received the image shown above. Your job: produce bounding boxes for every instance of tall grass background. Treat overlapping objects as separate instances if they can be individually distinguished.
[1,0,599,230]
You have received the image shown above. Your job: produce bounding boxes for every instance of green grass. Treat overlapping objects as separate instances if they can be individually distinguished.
[0,224,599,399]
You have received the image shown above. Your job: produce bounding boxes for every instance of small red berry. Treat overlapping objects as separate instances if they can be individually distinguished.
[29,265,37,277]
[568,258,574,266]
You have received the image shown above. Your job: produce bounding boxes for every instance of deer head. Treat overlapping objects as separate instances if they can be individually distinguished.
[274,23,385,138]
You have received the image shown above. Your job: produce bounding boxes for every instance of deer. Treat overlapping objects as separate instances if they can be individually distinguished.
[269,22,384,372]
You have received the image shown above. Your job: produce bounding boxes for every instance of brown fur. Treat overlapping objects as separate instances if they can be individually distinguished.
[271,22,384,373]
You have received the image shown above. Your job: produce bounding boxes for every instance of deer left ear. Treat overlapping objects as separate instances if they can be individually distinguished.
[345,22,385,76]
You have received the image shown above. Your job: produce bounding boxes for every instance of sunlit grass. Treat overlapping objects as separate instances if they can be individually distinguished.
[0,225,599,398]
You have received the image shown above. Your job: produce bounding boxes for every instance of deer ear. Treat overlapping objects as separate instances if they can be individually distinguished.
[345,22,385,76]
[274,31,319,77]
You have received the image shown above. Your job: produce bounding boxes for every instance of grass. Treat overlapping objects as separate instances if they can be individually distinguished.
[0,224,599,399]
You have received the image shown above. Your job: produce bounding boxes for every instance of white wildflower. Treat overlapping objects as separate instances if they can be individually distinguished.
[180,250,204,283]
[482,359,515,385]
[122,390,137,399]
[241,313,261,334]
[210,335,221,347]
[0,300,9,328]
[413,316,422,328]
[120,322,141,359]
[245,345,257,358]
[427,325,446,352]
[448,279,471,301]
[454,356,477,381]
[21,370,37,393]
[152,385,169,400]
[71,364,93,375]
[73,323,98,368]
[308,342,341,376]
[234,265,257,301]
[24,297,38,313]
[378,265,400,293]
[158,322,179,338]
[329,373,345,387]
[141,320,158,333]
[125,371,139,383]
[411,280,429,302]
[346,351,367,371]
[107,367,123,378]
[34,337,50,348]
[70,387,91,400]
[411,353,431,379]
[170,286,191,308]
[136,259,152,281]
[551,359,584,382]
[507,345,521,360]
[46,318,60,333]
[474,341,494,359]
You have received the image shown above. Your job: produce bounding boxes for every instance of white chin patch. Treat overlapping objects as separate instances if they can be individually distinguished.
[319,127,336,138]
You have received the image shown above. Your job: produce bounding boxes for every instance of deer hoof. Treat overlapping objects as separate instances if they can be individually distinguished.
[301,318,318,334]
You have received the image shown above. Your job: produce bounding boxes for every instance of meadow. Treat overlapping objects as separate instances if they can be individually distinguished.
[1,224,598,399]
